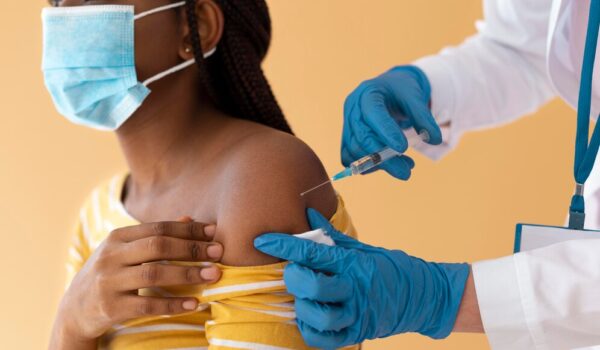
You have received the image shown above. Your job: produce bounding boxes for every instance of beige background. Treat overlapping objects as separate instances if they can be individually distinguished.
[0,1,576,349]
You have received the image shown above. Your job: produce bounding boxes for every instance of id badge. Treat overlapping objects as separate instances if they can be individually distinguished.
[514,224,600,253]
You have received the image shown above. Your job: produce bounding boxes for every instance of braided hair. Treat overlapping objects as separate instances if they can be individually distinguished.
[183,0,293,134]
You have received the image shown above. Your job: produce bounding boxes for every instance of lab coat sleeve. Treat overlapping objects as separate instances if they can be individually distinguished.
[412,0,557,160]
[472,240,600,350]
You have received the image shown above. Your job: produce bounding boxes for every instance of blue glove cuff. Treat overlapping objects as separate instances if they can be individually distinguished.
[422,262,471,339]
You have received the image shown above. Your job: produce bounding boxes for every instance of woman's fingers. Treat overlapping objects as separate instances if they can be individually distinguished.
[110,221,216,243]
[120,236,223,265]
[117,295,201,321]
[118,263,221,290]
[59,218,222,340]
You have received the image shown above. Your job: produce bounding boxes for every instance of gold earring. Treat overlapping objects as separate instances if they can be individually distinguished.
[185,47,192,53]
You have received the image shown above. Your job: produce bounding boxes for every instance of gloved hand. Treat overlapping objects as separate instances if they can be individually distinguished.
[342,65,442,180]
[254,209,469,349]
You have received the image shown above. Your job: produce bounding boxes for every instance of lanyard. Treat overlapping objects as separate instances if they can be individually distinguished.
[569,0,600,229]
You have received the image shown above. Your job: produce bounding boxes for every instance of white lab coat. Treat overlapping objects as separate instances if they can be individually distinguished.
[412,0,600,349]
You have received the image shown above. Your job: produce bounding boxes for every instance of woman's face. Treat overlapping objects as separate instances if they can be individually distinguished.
[49,0,189,83]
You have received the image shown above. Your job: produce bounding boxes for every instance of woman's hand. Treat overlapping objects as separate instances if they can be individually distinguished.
[51,220,223,348]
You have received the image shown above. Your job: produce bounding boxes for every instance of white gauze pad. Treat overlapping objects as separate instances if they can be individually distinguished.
[293,228,335,246]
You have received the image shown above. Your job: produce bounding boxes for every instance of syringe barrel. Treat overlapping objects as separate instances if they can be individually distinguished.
[377,148,401,162]
[349,156,377,175]
[347,130,424,176]
[350,148,400,175]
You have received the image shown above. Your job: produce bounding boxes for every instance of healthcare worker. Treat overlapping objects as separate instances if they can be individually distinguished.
[254,1,600,349]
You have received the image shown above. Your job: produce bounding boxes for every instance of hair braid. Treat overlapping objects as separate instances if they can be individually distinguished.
[184,0,293,134]
[184,0,218,104]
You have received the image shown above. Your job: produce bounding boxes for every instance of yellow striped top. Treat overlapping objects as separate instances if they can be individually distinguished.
[67,174,360,350]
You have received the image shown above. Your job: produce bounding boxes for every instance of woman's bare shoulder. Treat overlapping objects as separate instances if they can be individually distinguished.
[212,125,338,266]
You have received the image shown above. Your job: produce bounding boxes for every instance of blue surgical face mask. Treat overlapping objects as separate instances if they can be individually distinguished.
[41,2,216,131]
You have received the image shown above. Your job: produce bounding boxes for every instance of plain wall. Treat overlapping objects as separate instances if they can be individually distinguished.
[1,1,575,349]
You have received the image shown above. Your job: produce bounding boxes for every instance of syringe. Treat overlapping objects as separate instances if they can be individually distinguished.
[301,130,429,197]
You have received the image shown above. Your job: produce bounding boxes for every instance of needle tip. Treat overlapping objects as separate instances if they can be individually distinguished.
[300,180,332,197]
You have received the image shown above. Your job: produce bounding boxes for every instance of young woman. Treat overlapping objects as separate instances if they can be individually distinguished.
[45,0,379,349]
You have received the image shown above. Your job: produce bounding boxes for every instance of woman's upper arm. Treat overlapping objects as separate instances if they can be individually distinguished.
[214,133,338,266]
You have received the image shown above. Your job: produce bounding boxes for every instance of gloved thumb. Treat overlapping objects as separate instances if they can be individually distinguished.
[306,207,335,231]
[389,65,443,145]
[410,104,442,145]
[254,232,352,273]
[306,208,362,249]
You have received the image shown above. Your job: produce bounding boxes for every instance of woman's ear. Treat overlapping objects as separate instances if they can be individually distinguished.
[179,0,224,60]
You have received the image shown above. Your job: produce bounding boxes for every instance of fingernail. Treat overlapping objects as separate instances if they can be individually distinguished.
[182,299,198,310]
[207,244,223,259]
[178,216,193,223]
[204,225,216,238]
[201,266,220,280]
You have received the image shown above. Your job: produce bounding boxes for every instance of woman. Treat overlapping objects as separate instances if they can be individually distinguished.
[45,0,373,349]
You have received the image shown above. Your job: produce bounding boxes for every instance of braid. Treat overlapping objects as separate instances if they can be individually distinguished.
[184,0,293,134]
[184,0,218,103]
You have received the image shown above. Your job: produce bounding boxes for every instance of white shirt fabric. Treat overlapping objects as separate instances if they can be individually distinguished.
[411,0,600,349]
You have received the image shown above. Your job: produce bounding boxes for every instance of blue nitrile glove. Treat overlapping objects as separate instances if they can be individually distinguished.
[254,209,469,349]
[342,65,442,180]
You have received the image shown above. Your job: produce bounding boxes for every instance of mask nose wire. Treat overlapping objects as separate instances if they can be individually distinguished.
[133,1,186,21]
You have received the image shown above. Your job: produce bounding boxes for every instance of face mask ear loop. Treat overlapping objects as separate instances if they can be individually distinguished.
[134,1,186,21]
[134,0,218,87]
[143,59,195,86]
[142,47,217,87]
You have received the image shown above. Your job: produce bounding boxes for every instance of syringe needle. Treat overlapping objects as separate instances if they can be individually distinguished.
[300,130,428,197]
[300,179,332,197]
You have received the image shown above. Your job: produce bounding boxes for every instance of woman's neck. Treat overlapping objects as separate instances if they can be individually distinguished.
[115,76,226,195]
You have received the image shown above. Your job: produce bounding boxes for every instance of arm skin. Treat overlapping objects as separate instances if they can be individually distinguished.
[50,312,97,350]
[453,269,484,333]
[212,127,339,266]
